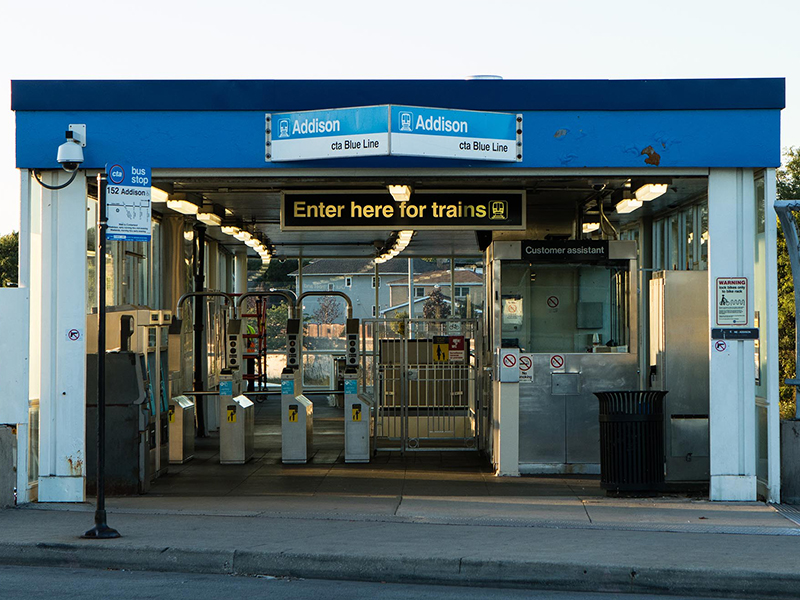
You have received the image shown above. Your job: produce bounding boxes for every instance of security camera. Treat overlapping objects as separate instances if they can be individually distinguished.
[56,130,84,172]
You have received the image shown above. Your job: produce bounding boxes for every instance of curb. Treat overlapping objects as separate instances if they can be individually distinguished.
[0,542,799,599]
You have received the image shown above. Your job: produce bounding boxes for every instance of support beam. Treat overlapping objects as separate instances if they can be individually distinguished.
[708,168,757,501]
[36,170,88,502]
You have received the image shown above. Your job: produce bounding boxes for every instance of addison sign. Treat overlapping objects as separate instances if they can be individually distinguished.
[281,191,525,231]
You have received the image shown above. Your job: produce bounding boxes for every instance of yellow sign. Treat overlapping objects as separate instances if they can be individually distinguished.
[352,405,361,422]
[168,407,175,423]
[226,405,237,423]
[288,405,298,422]
[433,336,449,363]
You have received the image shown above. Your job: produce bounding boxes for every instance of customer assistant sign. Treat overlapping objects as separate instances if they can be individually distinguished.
[281,190,525,231]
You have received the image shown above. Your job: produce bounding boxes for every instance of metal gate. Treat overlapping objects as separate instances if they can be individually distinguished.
[361,318,484,452]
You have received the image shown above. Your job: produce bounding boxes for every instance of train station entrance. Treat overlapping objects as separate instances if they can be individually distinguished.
[4,78,784,506]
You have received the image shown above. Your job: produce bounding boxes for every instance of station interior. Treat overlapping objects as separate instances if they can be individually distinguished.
[75,171,721,500]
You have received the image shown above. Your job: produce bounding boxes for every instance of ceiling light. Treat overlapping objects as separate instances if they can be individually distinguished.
[151,187,169,203]
[167,199,199,215]
[197,211,222,226]
[582,222,600,233]
[615,199,643,214]
[634,183,668,202]
[183,230,194,241]
[245,237,260,248]
[234,230,252,242]
[387,185,412,202]
[221,225,241,236]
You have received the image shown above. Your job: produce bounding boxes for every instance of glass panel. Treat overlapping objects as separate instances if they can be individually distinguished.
[500,262,630,353]
[683,209,695,270]
[303,353,332,388]
[700,203,709,271]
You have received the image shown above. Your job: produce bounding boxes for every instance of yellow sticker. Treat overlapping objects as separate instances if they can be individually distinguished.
[352,405,361,422]
[168,408,175,423]
[227,405,237,423]
[288,405,298,422]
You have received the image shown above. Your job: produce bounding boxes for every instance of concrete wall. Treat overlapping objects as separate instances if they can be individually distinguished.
[0,426,16,507]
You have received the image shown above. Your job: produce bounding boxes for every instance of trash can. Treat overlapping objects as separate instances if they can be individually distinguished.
[594,390,667,494]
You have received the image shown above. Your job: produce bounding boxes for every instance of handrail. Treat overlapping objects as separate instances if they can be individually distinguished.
[236,289,298,318]
[175,291,235,319]
[296,291,353,319]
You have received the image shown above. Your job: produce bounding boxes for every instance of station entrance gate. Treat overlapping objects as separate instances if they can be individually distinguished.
[362,318,486,453]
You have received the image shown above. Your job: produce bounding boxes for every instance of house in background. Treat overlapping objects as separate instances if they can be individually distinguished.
[292,258,438,323]
[385,269,484,318]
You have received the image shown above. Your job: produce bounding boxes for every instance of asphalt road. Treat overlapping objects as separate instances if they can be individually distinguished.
[0,566,748,600]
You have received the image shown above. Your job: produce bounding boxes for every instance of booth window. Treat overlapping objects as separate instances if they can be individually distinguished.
[500,262,630,354]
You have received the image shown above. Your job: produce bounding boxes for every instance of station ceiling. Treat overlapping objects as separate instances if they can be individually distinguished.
[150,173,708,259]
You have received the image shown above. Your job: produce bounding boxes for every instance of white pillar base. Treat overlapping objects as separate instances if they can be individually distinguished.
[495,382,520,477]
[38,475,84,503]
[710,475,757,501]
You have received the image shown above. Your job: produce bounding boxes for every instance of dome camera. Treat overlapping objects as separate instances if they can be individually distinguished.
[56,131,84,172]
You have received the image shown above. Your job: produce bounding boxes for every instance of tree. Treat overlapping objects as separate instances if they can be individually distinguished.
[422,287,450,319]
[311,296,343,324]
[0,231,19,287]
[778,147,800,419]
[262,303,289,350]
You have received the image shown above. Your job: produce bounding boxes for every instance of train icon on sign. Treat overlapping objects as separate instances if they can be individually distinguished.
[278,120,290,138]
[489,200,508,220]
[399,111,413,132]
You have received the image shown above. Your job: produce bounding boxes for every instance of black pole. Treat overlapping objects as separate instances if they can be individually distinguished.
[193,225,207,436]
[83,172,120,539]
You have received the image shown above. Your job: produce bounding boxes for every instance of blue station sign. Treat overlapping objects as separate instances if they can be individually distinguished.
[390,105,520,162]
[269,106,390,161]
[267,105,521,162]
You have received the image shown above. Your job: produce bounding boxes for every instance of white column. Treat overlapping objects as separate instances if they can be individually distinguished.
[493,380,520,476]
[708,168,757,501]
[764,168,781,503]
[37,170,88,502]
[234,249,248,295]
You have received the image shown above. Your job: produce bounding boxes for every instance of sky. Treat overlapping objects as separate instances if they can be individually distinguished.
[2,0,798,235]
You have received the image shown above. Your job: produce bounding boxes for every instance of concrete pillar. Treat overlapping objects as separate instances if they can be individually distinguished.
[36,171,88,502]
[708,168,757,501]
[234,249,248,295]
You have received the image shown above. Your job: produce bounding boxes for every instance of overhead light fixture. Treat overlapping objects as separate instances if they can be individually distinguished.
[151,187,169,203]
[234,230,252,242]
[634,183,668,202]
[183,230,194,241]
[167,199,199,215]
[197,211,222,226]
[245,237,260,248]
[582,222,600,233]
[615,198,643,214]
[387,185,412,202]
[221,225,241,236]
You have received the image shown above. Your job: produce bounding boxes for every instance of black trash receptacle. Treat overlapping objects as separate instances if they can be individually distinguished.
[594,391,667,494]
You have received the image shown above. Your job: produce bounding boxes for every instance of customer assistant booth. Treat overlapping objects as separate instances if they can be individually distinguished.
[3,77,784,506]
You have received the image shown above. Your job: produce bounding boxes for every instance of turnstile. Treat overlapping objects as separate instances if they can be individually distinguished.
[282,394,313,464]
[169,395,195,464]
[220,394,255,464]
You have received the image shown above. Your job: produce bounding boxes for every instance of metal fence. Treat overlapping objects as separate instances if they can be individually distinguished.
[362,318,483,453]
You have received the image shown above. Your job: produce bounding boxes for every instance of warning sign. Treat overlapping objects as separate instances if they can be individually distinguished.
[519,354,533,383]
[550,355,564,369]
[352,404,362,422]
[716,277,748,326]
[503,296,523,325]
[227,405,237,423]
[288,404,298,422]
[449,336,465,362]
[546,296,559,309]
[433,336,449,362]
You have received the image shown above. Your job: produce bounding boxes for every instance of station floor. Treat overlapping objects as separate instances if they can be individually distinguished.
[150,394,607,500]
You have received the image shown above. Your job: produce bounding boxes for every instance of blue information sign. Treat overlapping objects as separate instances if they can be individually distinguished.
[105,163,152,242]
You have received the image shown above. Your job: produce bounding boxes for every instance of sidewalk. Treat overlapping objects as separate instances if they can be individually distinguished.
[3,456,800,599]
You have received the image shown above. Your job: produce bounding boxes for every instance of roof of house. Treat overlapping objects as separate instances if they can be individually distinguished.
[291,258,439,277]
[387,269,482,286]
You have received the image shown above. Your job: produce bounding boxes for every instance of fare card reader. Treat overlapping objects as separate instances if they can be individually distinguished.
[282,394,314,463]
[344,374,372,463]
[219,369,254,464]
[345,318,359,368]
